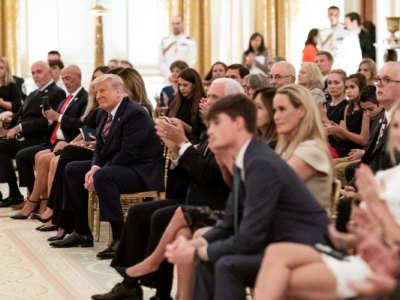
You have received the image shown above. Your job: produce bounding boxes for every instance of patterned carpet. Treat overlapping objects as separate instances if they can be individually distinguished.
[0,207,157,300]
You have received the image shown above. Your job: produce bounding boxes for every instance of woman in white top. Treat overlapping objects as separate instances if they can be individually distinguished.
[253,103,400,300]
[274,84,333,211]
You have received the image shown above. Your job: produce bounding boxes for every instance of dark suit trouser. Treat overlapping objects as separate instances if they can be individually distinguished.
[193,253,263,300]
[0,138,38,197]
[63,160,92,235]
[344,162,360,183]
[111,202,179,298]
[48,146,93,233]
[63,160,148,235]
[16,143,49,193]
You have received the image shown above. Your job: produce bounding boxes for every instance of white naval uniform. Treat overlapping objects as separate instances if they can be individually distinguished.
[318,23,362,75]
[159,33,197,79]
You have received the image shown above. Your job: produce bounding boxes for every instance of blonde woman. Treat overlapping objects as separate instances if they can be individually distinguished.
[0,57,21,136]
[254,104,400,300]
[274,84,333,211]
[297,62,326,104]
[358,58,377,86]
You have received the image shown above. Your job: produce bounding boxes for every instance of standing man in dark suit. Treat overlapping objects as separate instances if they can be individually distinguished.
[50,74,163,251]
[345,12,375,61]
[0,61,65,207]
[11,65,88,218]
[165,94,330,300]
[91,78,243,300]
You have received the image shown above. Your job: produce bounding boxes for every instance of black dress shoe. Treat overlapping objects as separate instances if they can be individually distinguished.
[50,231,93,248]
[38,225,57,232]
[10,213,29,220]
[91,282,143,300]
[48,233,66,242]
[0,195,24,208]
[96,240,120,259]
[36,224,45,230]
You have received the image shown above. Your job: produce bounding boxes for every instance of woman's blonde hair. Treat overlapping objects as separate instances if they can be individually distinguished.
[275,84,331,161]
[117,67,153,113]
[300,62,324,90]
[388,103,400,163]
[0,57,14,86]
[81,80,99,121]
[358,58,377,83]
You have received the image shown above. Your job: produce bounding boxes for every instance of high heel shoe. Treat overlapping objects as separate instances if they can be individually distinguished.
[10,199,39,220]
[48,233,66,242]
[31,213,52,223]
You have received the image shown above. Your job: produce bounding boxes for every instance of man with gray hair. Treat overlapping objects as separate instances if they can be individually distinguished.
[91,77,244,300]
[269,61,296,88]
[50,74,163,254]
[200,78,244,118]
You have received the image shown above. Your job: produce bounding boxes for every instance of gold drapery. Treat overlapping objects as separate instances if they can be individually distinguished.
[254,0,299,59]
[166,0,211,77]
[0,0,19,75]
[95,15,105,68]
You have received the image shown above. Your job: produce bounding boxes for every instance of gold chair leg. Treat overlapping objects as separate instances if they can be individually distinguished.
[96,209,101,242]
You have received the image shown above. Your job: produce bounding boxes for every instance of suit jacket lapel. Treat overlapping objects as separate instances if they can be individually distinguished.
[22,90,41,111]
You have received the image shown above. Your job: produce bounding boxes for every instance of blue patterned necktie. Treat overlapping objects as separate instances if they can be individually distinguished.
[233,166,242,234]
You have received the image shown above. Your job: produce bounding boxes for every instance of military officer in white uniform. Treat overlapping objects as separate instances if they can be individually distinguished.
[319,6,361,75]
[159,16,197,80]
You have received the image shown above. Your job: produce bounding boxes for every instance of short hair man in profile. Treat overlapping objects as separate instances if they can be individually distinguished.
[49,59,66,91]
[269,61,296,88]
[315,51,334,79]
[48,50,61,63]
[225,64,249,87]
[107,59,119,69]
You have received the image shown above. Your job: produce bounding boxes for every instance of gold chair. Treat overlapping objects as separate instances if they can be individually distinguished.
[88,148,170,242]
[329,178,342,222]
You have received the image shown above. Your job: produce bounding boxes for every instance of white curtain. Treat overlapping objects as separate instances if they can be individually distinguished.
[210,0,254,65]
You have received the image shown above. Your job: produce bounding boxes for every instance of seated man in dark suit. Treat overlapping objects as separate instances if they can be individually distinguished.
[91,78,243,300]
[337,62,400,231]
[165,94,330,300]
[50,74,163,252]
[0,61,65,207]
[11,64,88,219]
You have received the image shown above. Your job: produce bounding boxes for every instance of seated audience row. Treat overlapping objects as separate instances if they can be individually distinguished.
[1,52,400,300]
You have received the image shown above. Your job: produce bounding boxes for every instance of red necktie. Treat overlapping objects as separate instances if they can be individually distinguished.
[102,113,113,140]
[50,94,73,144]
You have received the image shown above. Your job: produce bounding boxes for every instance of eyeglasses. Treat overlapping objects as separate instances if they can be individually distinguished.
[373,76,400,85]
[269,74,292,81]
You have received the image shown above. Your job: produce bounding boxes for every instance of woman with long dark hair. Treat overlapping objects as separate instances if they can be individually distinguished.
[168,68,205,142]
[242,32,269,74]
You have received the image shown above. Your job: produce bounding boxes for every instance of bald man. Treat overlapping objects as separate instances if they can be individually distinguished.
[0,61,66,207]
[10,65,88,215]
[269,61,296,88]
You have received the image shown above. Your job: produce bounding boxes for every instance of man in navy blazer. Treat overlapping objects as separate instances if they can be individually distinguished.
[165,94,329,300]
[11,65,88,210]
[51,74,163,255]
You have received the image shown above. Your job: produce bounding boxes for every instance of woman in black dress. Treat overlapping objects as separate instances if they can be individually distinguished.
[0,57,21,136]
[168,68,205,144]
